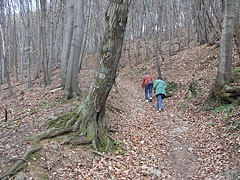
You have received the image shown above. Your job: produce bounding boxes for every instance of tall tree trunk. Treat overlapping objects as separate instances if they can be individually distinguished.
[48,0,54,83]
[25,0,32,89]
[0,24,14,96]
[40,0,50,86]
[187,0,192,48]
[64,0,84,99]
[176,0,182,51]
[234,0,240,57]
[12,1,18,82]
[35,0,42,79]
[60,0,74,88]
[214,0,236,103]
[0,2,14,96]
[78,0,92,70]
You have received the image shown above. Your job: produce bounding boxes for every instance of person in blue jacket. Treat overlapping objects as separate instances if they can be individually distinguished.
[153,76,167,111]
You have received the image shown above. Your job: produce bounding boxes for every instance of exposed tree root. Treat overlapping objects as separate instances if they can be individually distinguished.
[33,127,74,142]
[217,85,240,103]
[0,147,42,180]
[61,136,92,145]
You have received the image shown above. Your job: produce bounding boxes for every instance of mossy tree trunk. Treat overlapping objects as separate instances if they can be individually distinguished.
[214,0,236,104]
[34,0,130,152]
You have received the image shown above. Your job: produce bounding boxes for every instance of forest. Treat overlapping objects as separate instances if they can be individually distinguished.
[0,0,239,179]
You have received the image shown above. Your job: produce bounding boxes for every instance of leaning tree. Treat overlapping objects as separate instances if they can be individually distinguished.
[33,0,131,152]
[214,0,240,104]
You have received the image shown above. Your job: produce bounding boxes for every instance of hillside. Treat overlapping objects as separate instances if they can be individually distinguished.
[0,41,239,179]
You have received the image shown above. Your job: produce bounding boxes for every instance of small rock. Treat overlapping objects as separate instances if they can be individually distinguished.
[171,126,189,134]
[148,168,161,177]
[136,108,146,113]
[188,147,194,153]
[140,140,145,144]
[14,173,25,180]
[5,144,11,149]
[214,169,240,180]
[141,165,149,170]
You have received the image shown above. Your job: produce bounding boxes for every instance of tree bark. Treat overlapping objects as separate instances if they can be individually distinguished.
[60,0,74,88]
[0,3,14,96]
[40,0,50,86]
[64,0,84,99]
[214,0,236,103]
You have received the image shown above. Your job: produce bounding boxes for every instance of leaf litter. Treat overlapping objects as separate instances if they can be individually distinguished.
[0,44,239,179]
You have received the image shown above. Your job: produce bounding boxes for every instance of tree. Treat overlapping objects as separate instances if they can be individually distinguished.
[214,0,239,103]
[34,0,131,152]
[40,0,50,86]
[60,0,74,88]
[0,2,14,96]
[64,0,85,99]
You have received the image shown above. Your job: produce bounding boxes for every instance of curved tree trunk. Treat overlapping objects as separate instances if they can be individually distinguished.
[35,0,130,152]
[69,0,130,151]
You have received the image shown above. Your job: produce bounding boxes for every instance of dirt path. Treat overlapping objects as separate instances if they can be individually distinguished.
[115,72,199,179]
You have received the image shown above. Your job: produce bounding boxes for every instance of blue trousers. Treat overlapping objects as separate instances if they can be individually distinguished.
[144,83,152,100]
[157,94,162,110]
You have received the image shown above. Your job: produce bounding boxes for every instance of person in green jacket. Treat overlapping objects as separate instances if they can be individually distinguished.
[153,76,167,111]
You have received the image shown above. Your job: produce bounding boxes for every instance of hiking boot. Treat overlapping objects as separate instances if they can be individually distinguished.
[149,98,152,102]
[145,99,148,102]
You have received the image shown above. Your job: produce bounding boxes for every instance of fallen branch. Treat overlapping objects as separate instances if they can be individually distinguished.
[48,87,63,93]
[0,147,42,180]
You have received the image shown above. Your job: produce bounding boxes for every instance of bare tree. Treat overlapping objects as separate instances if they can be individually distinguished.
[214,0,238,103]
[60,0,74,88]
[34,0,131,152]
[0,2,14,96]
[64,0,85,99]
[40,0,50,86]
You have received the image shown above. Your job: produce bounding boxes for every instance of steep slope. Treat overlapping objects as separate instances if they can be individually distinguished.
[0,42,239,179]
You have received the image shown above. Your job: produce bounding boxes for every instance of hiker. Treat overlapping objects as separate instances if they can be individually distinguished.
[153,76,167,111]
[141,72,153,102]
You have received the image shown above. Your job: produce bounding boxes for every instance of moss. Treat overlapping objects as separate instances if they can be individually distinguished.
[46,114,69,128]
[95,133,111,152]
[46,112,78,129]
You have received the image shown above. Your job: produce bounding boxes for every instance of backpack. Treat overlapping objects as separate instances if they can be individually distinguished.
[145,75,153,85]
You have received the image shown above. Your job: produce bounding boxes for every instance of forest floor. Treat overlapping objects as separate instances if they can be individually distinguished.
[0,42,240,180]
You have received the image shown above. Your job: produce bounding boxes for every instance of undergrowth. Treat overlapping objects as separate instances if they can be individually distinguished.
[203,97,240,133]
